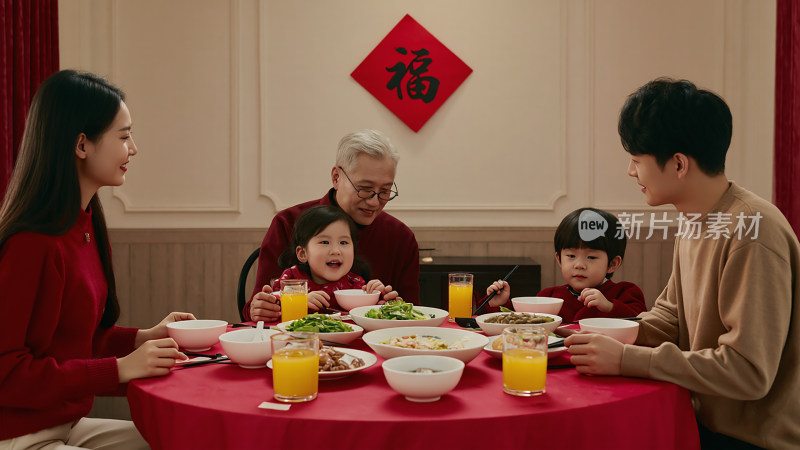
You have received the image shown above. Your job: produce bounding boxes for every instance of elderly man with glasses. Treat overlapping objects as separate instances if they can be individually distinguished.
[244,130,420,322]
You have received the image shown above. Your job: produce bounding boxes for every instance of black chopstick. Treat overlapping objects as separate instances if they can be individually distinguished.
[176,356,232,368]
[181,351,224,359]
[472,265,520,315]
[547,364,574,370]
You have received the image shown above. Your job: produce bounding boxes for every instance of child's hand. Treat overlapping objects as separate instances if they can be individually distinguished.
[578,288,613,312]
[363,279,387,295]
[250,285,280,322]
[487,280,510,307]
[307,291,331,311]
[364,280,402,304]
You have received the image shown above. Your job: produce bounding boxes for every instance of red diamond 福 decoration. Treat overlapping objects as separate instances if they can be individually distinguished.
[351,14,472,132]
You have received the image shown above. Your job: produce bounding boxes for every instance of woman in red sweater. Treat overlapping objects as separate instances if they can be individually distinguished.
[0,71,194,448]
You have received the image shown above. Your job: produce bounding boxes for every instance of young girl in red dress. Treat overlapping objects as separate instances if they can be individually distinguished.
[268,205,400,315]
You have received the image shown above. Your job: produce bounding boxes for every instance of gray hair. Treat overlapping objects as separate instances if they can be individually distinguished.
[335,129,399,172]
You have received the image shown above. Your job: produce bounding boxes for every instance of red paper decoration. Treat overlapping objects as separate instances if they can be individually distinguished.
[351,14,473,132]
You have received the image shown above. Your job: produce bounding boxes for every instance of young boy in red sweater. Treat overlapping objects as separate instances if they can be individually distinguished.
[488,208,646,322]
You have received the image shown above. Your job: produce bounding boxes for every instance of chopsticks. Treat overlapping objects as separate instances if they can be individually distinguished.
[182,351,224,359]
[472,265,519,315]
[176,356,232,368]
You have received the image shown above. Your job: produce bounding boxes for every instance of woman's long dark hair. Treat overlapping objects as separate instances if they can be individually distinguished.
[278,205,370,279]
[0,70,125,328]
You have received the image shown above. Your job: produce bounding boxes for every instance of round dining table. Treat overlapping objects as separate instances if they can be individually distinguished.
[128,322,700,450]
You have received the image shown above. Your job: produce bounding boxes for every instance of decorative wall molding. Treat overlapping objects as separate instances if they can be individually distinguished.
[109,0,241,213]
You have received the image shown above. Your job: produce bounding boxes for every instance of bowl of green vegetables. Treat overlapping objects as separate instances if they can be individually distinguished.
[276,313,364,346]
[349,300,449,331]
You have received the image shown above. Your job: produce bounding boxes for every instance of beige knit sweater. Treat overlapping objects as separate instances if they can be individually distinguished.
[620,183,800,449]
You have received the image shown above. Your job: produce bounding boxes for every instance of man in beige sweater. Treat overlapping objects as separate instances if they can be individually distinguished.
[565,78,800,449]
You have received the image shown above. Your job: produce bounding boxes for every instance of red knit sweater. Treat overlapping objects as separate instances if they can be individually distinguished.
[271,266,365,311]
[247,189,420,320]
[0,209,138,439]
[537,279,647,322]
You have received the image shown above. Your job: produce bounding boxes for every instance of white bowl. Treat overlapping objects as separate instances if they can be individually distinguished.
[350,305,448,331]
[362,326,489,364]
[483,335,567,359]
[276,320,364,346]
[333,289,381,310]
[579,318,640,344]
[382,355,465,402]
[219,328,282,368]
[166,320,228,352]
[511,296,564,315]
[475,312,562,336]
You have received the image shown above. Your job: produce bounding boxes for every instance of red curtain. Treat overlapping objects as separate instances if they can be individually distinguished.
[0,0,59,198]
[775,0,800,237]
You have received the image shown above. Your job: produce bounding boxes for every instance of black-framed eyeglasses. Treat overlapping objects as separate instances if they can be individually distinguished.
[337,166,399,201]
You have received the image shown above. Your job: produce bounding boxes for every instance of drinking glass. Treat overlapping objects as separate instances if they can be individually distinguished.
[270,332,319,402]
[448,273,473,321]
[502,325,548,396]
[280,279,308,323]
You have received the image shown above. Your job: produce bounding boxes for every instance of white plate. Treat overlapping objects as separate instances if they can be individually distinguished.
[267,347,377,380]
[483,335,567,359]
[350,305,449,331]
[275,320,364,346]
[475,312,562,336]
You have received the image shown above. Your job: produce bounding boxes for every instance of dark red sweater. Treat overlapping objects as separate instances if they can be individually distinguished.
[247,190,420,320]
[0,209,138,439]
[537,279,647,322]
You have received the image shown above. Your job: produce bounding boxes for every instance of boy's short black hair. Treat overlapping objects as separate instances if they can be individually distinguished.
[554,208,626,278]
[618,77,732,176]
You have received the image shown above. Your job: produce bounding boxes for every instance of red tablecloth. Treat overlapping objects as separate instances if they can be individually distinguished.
[128,324,699,450]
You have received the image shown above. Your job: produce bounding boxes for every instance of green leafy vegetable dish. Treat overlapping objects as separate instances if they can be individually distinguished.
[285,313,353,333]
[364,300,433,320]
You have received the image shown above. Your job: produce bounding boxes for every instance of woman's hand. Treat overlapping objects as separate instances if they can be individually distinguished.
[250,285,281,321]
[118,338,186,383]
[578,288,613,312]
[307,291,331,311]
[135,312,196,347]
[487,280,510,307]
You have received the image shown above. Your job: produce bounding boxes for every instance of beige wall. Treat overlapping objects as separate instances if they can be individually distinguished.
[59,0,776,229]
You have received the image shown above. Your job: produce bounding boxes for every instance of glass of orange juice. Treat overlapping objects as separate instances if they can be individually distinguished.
[448,273,473,321]
[502,325,548,396]
[270,331,319,402]
[280,279,308,323]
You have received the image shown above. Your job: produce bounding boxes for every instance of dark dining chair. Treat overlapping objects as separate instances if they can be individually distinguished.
[237,248,261,321]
